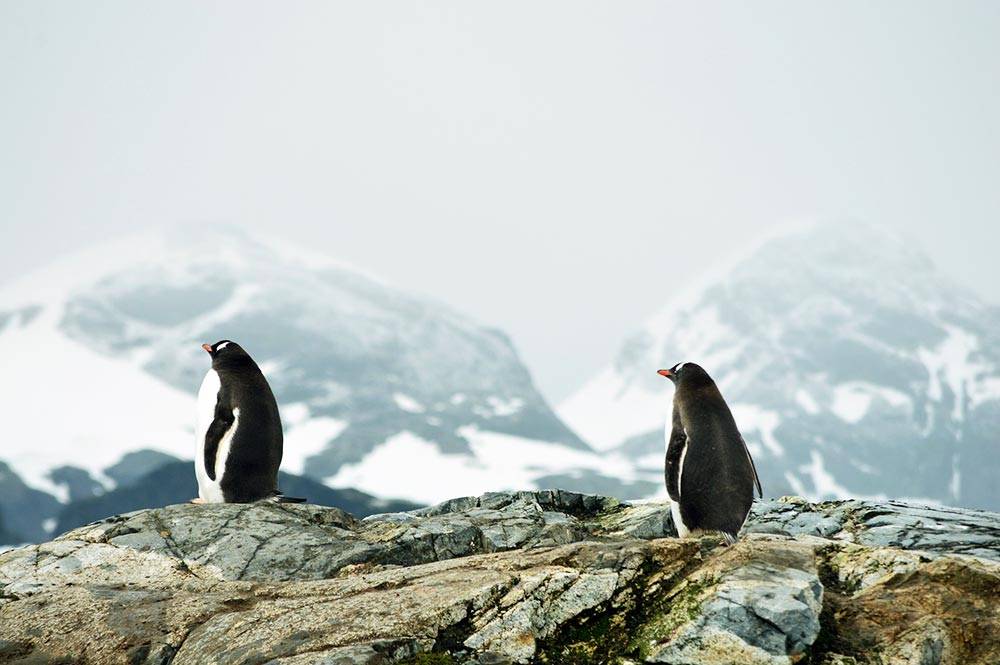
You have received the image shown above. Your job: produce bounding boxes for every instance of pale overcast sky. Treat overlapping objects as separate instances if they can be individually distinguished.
[2,2,999,402]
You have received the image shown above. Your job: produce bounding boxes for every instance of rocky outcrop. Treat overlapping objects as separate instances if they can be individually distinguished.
[1,492,998,664]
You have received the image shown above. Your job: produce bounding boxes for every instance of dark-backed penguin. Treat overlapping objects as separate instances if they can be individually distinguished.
[658,362,761,544]
[193,340,304,504]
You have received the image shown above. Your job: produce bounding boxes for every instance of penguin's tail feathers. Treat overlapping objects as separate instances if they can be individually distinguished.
[271,492,307,504]
[721,532,738,546]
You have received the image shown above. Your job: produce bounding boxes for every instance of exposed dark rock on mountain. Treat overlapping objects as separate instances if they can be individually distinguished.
[47,465,105,502]
[0,513,18,548]
[0,461,61,544]
[104,450,183,487]
[2,491,998,664]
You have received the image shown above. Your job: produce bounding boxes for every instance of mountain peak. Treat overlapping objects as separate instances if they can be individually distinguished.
[560,221,1000,510]
[2,229,655,545]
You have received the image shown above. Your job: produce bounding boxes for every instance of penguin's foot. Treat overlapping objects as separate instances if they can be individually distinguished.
[189,497,206,504]
[269,494,307,504]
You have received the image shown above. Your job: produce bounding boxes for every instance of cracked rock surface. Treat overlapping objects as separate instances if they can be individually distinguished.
[748,497,1000,561]
[1,492,998,664]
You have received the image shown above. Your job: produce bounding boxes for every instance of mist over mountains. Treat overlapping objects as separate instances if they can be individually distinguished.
[1,221,997,544]
[561,221,1000,510]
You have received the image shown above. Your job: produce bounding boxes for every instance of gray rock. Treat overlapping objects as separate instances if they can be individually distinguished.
[1,490,657,586]
[2,492,1000,664]
[746,497,1000,561]
[640,538,824,664]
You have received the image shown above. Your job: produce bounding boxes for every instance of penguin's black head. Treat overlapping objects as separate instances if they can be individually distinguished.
[202,340,250,366]
[657,362,710,386]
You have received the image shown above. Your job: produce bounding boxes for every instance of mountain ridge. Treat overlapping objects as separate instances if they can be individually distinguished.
[0,227,646,541]
[560,220,1000,509]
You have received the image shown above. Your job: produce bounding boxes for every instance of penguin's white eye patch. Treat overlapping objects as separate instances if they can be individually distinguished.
[216,342,231,351]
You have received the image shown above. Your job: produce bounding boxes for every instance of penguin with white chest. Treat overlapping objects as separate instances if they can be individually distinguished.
[194,340,304,504]
[658,362,761,544]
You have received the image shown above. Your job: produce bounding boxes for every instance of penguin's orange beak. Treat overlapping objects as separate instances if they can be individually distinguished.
[657,369,672,378]
[202,343,213,354]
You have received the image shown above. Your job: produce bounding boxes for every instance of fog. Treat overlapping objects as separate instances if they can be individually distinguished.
[2,1,999,401]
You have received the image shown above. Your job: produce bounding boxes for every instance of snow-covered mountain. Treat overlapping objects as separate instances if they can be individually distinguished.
[0,227,651,542]
[560,221,1000,511]
[6,220,994,542]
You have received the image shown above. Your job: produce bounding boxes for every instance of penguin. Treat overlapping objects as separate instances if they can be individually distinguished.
[658,362,762,544]
[193,340,305,504]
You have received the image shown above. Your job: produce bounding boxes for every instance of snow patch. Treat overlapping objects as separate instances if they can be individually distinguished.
[473,396,526,419]
[486,396,524,417]
[801,451,852,500]
[282,403,311,426]
[42,480,70,504]
[258,359,283,378]
[326,431,498,503]
[327,427,642,505]
[730,404,784,456]
[938,327,980,421]
[949,454,961,501]
[917,326,985,421]
[784,472,808,498]
[798,451,888,502]
[829,382,911,423]
[970,377,1000,409]
[794,389,820,415]
[831,385,874,423]
[393,393,425,414]
[283,408,348,476]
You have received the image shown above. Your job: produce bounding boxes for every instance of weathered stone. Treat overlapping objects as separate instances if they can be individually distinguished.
[747,497,1000,562]
[639,537,824,664]
[817,555,1000,664]
[1,492,999,664]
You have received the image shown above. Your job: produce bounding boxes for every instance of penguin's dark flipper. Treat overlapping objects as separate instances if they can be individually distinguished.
[739,435,764,499]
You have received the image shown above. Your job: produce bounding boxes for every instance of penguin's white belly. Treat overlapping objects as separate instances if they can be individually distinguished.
[671,500,690,538]
[672,442,691,537]
[665,416,691,538]
[195,370,239,504]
